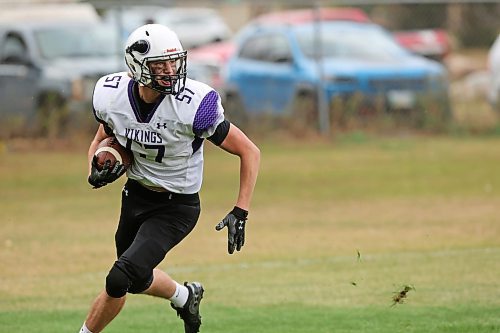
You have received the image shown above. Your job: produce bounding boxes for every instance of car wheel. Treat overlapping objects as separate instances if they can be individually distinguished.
[291,91,318,129]
[37,92,69,138]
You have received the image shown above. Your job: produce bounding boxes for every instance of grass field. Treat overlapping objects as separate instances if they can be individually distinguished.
[1,134,499,333]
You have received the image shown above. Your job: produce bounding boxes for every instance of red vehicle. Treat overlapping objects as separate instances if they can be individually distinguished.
[188,41,235,93]
[189,41,235,68]
[189,7,370,64]
[252,7,371,25]
[393,29,451,62]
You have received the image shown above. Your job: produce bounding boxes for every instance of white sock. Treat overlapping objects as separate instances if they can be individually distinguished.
[169,282,189,308]
[80,322,93,333]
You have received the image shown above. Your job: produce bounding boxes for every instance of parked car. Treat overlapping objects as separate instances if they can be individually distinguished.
[103,6,232,50]
[189,8,371,101]
[224,9,450,126]
[250,7,371,25]
[488,33,500,112]
[186,57,227,93]
[188,40,236,93]
[0,3,123,137]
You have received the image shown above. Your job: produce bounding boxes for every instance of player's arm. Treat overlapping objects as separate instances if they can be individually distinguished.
[87,124,125,189]
[218,124,260,211]
[214,123,260,254]
[195,90,260,253]
[87,124,112,176]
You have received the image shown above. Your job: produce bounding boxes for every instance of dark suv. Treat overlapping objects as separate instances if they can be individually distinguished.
[0,5,124,137]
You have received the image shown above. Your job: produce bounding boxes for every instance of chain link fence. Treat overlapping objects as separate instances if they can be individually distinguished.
[85,0,500,136]
[210,2,500,135]
[0,0,498,138]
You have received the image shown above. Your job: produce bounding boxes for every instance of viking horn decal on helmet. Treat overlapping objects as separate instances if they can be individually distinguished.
[127,40,150,54]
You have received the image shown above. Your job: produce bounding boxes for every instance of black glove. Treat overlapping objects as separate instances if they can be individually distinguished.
[88,155,125,189]
[215,206,248,254]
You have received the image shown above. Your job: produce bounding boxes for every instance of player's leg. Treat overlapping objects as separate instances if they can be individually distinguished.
[80,291,126,333]
[142,269,204,333]
[82,180,202,333]
[143,268,203,307]
[168,280,205,333]
[122,186,203,333]
[80,236,137,331]
[121,191,201,296]
[141,268,176,298]
[80,183,146,333]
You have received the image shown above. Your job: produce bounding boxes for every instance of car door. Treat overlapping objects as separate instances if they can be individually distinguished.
[230,32,296,115]
[0,31,39,121]
[258,33,296,115]
[230,34,273,114]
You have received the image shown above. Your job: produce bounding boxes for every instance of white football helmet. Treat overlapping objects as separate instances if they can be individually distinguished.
[125,24,187,95]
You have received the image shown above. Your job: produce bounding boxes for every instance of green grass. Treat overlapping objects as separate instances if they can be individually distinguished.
[0,135,499,332]
[1,304,499,333]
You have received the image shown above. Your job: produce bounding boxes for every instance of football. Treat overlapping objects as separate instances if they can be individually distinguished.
[94,136,133,171]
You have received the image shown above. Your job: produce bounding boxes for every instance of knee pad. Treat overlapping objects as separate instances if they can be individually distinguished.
[105,265,131,298]
[128,271,154,294]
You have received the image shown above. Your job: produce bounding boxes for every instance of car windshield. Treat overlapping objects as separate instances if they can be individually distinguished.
[35,25,119,59]
[296,23,409,61]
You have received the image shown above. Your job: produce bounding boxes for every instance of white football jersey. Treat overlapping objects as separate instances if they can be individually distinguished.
[92,72,225,194]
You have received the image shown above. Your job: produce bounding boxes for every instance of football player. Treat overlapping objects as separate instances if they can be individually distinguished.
[80,24,260,333]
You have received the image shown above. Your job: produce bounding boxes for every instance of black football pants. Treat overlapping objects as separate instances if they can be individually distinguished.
[111,179,200,294]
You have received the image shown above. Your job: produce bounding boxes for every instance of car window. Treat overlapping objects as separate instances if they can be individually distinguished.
[239,34,292,63]
[1,32,28,63]
[34,25,119,59]
[296,24,408,61]
[266,34,293,63]
[239,35,266,60]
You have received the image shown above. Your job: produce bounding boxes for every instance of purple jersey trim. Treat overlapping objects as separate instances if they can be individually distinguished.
[193,90,219,136]
[191,136,204,154]
[127,80,141,121]
[127,80,165,123]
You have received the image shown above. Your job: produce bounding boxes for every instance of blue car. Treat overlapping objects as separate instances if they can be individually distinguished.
[224,18,450,124]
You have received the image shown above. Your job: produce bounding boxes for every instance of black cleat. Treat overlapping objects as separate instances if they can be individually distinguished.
[171,282,204,333]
